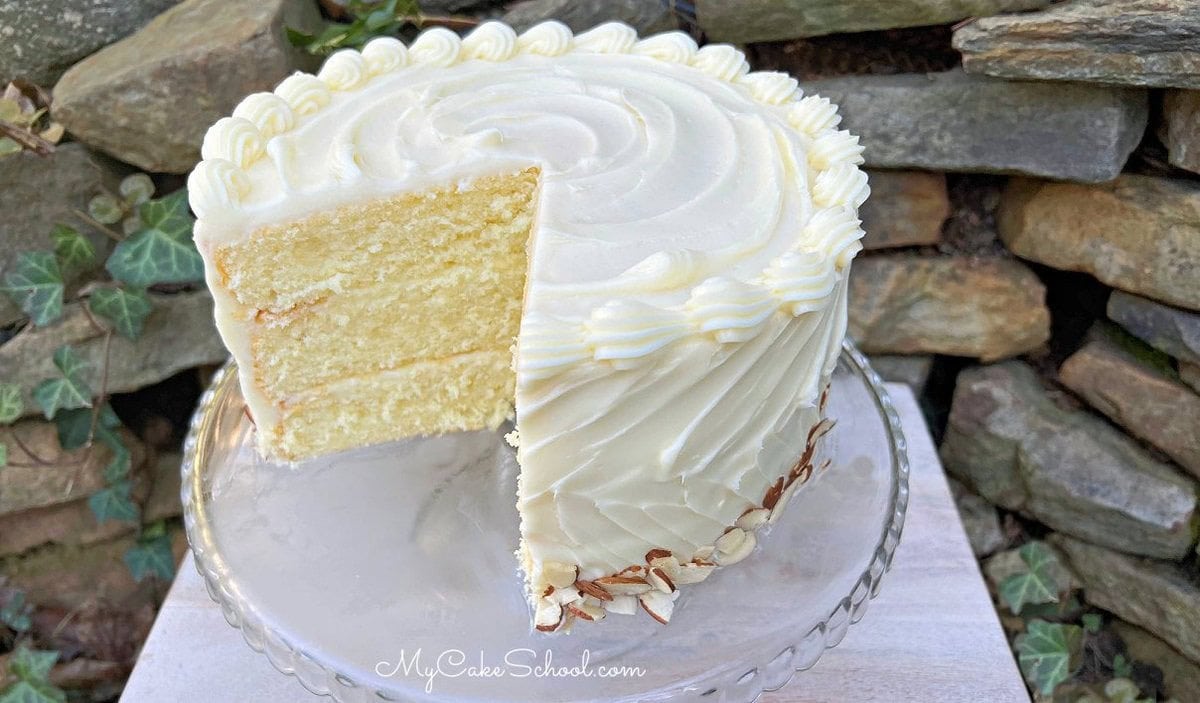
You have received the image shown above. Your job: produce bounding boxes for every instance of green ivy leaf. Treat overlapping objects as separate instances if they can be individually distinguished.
[0,589,31,633]
[0,679,66,703]
[118,173,155,206]
[32,346,92,420]
[998,541,1067,615]
[87,479,138,524]
[1082,613,1102,633]
[1112,654,1133,680]
[1016,620,1083,696]
[55,403,119,451]
[125,529,176,582]
[0,137,21,158]
[102,438,131,483]
[1,251,63,326]
[89,286,152,340]
[0,383,23,424]
[106,190,203,287]
[87,193,124,225]
[8,646,58,682]
[50,224,96,277]
[0,443,6,468]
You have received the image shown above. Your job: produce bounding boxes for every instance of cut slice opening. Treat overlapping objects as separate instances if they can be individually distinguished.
[213,167,541,460]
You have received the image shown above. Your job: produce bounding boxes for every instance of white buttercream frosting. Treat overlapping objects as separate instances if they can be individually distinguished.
[190,21,867,613]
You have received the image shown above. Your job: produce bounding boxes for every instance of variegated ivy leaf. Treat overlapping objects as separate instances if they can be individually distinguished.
[89,286,152,340]
[0,382,22,424]
[106,190,203,287]
[87,192,124,225]
[32,345,92,419]
[1016,620,1083,696]
[0,679,67,703]
[1,250,63,326]
[119,173,155,206]
[8,645,58,682]
[998,541,1068,615]
[50,223,96,277]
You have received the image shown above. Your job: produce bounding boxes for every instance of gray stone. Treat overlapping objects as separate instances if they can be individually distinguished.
[807,70,1147,183]
[0,144,122,325]
[502,0,677,34]
[1184,362,1200,395]
[1113,622,1200,701]
[143,451,183,524]
[0,497,133,559]
[1,525,186,610]
[941,361,1198,559]
[1051,533,1200,664]
[868,354,934,390]
[0,0,180,87]
[0,421,146,517]
[1164,91,1200,174]
[999,175,1200,311]
[849,255,1050,362]
[1109,290,1200,365]
[0,291,228,416]
[421,0,494,12]
[859,171,948,250]
[1060,335,1200,480]
[950,478,1006,558]
[694,0,1048,43]
[51,0,322,173]
[953,0,1200,89]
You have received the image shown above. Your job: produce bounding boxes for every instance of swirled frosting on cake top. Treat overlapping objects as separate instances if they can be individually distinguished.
[190,21,869,630]
[190,21,867,382]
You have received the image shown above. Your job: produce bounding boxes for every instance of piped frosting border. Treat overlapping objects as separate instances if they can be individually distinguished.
[188,21,867,381]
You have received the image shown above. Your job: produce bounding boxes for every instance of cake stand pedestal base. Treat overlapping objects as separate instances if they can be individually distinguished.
[123,382,1027,703]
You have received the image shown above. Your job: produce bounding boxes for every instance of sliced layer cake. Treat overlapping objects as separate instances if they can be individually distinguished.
[188,20,868,632]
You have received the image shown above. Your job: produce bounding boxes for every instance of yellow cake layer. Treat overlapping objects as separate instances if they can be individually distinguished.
[251,264,523,398]
[273,350,515,460]
[214,169,539,460]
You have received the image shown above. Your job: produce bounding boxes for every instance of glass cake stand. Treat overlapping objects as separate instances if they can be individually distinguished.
[181,340,909,703]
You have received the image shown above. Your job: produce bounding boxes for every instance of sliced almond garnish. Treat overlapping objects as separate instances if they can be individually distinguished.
[534,599,563,632]
[543,561,579,589]
[594,575,653,595]
[692,545,715,561]
[735,507,770,531]
[769,480,800,524]
[644,548,672,563]
[762,476,786,510]
[648,553,681,578]
[575,579,614,602]
[618,564,646,576]
[639,590,676,624]
[673,560,717,585]
[714,527,747,555]
[606,594,638,615]
[567,601,606,622]
[715,529,757,565]
[647,566,676,594]
[548,584,581,605]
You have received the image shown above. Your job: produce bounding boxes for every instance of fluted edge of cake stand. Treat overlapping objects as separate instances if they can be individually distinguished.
[180,338,910,703]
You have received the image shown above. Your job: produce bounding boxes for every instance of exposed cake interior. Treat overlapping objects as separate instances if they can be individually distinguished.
[214,168,540,460]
